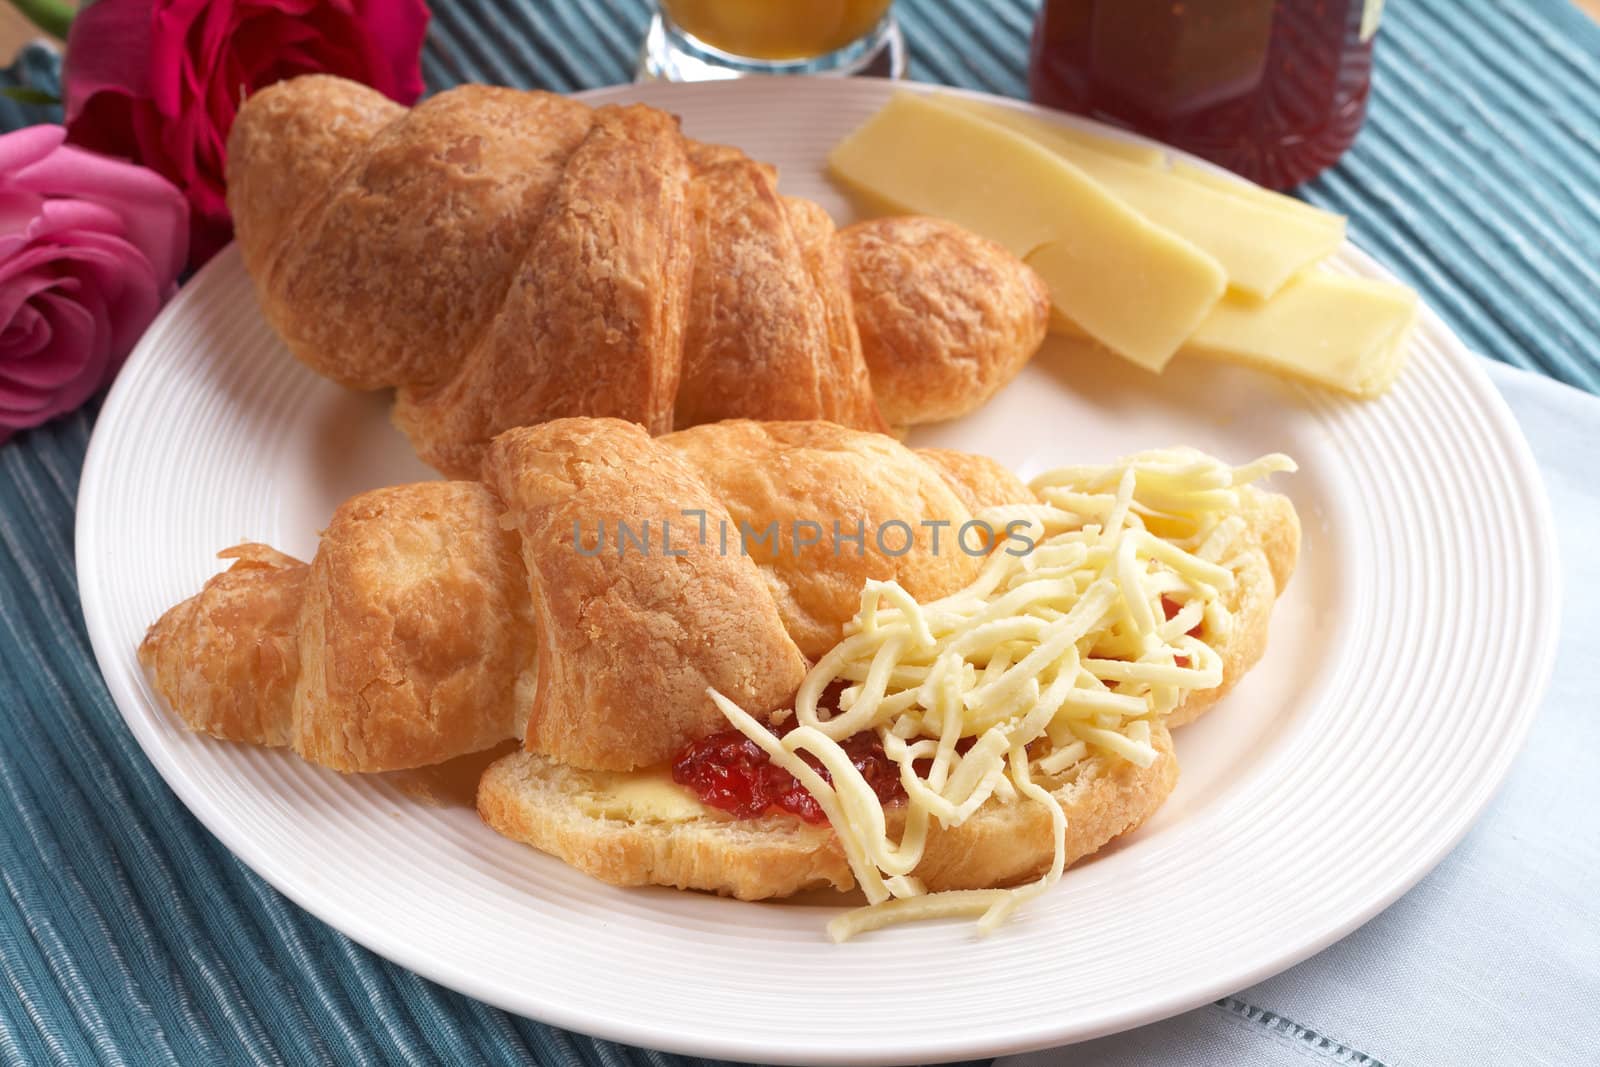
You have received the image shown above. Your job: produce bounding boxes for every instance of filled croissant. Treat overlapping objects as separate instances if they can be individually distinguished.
[140,419,1297,910]
[225,76,1051,477]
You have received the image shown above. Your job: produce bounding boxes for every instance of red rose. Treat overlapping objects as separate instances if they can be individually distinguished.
[63,0,429,268]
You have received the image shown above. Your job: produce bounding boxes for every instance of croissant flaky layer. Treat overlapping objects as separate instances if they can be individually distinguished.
[140,419,1045,773]
[141,485,536,772]
[225,76,1050,478]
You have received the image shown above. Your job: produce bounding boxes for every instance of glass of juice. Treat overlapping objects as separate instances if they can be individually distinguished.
[640,0,905,81]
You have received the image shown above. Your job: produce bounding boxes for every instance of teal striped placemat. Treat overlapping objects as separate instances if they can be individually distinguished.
[2,1,1596,1063]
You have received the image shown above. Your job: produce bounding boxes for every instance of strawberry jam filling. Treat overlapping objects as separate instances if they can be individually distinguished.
[671,722,904,824]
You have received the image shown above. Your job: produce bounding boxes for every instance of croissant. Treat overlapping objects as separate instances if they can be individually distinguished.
[140,418,1299,902]
[225,76,1051,477]
[140,418,1040,772]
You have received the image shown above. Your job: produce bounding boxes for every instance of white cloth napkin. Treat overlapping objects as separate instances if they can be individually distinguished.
[999,361,1599,1067]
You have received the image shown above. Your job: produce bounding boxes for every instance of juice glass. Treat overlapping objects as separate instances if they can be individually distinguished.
[641,0,905,81]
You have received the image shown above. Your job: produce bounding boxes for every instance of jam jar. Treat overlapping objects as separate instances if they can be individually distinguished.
[1028,0,1380,189]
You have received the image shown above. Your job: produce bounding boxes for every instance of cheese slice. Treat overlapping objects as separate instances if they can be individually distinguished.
[829,92,1227,372]
[930,98,1167,167]
[929,99,1336,230]
[938,96,1346,300]
[931,96,1343,232]
[1184,271,1419,397]
[1171,159,1346,227]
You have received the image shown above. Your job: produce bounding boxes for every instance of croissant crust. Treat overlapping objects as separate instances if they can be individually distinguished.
[227,76,1052,476]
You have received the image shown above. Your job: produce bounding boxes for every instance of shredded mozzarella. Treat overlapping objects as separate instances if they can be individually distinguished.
[709,448,1295,941]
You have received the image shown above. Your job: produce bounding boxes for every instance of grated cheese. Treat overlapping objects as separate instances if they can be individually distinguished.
[708,448,1295,941]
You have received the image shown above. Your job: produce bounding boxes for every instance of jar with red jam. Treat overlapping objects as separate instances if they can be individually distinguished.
[1028,0,1381,189]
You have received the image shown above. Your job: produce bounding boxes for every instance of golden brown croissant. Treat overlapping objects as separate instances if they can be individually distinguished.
[140,419,1298,906]
[225,77,1050,478]
[141,418,1037,772]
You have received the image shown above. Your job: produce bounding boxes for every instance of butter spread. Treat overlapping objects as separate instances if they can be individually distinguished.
[578,771,710,823]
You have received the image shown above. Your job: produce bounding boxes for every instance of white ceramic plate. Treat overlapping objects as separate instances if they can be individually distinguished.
[77,79,1559,1064]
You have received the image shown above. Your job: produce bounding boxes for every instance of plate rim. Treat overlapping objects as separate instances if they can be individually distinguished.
[75,76,1563,1064]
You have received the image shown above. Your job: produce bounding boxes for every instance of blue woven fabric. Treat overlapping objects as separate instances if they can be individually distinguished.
[0,1,1596,1064]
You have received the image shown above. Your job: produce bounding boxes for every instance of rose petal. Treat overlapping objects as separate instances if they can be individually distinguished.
[1,301,50,360]
[0,264,69,337]
[0,350,82,391]
[0,279,97,391]
[235,5,321,71]
[0,187,46,244]
[204,66,240,156]
[19,289,108,416]
[28,198,127,243]
[63,0,156,124]
[0,379,57,417]
[0,243,80,290]
[23,239,122,303]
[0,352,60,408]
[150,0,213,117]
[52,228,164,357]
[16,144,188,285]
[64,89,147,165]
[0,126,67,177]
[0,299,89,405]
[232,13,319,78]
[354,0,431,103]
[128,99,181,184]
[0,380,72,421]
[0,251,56,316]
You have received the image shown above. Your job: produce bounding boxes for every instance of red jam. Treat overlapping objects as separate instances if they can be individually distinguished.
[1028,0,1376,189]
[671,721,904,823]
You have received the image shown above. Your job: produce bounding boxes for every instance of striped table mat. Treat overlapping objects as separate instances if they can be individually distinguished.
[1,1,1596,1064]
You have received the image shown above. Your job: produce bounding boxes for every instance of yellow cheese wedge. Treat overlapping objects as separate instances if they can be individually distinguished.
[830,93,1226,372]
[1182,272,1419,397]
[938,96,1346,300]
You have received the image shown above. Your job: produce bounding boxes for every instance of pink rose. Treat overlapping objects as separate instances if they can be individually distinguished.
[0,125,187,442]
[63,0,430,267]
